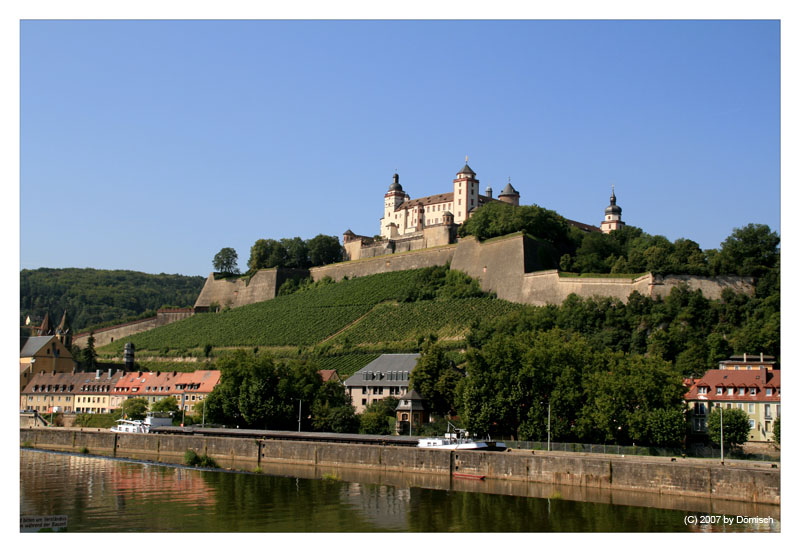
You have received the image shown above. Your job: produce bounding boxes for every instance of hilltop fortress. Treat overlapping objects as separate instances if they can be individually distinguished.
[194,162,753,311]
[341,162,622,262]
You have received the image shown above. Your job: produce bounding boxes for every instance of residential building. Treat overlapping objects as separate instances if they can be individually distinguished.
[685,367,781,442]
[20,370,82,413]
[717,352,776,371]
[343,354,419,414]
[394,389,429,435]
[74,369,123,413]
[20,335,77,392]
[172,370,221,412]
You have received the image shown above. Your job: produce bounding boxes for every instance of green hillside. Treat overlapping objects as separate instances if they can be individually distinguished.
[328,298,523,346]
[94,268,518,377]
[96,269,442,353]
[20,268,205,332]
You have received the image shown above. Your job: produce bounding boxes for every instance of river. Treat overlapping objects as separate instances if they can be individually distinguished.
[19,449,779,532]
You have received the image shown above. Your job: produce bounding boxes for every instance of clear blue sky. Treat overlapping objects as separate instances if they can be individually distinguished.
[20,20,780,277]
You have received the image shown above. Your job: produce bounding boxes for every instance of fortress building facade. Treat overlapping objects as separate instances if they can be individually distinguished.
[343,161,622,262]
[380,161,520,240]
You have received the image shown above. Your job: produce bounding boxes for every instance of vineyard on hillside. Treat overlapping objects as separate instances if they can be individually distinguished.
[97,270,432,354]
[328,298,526,346]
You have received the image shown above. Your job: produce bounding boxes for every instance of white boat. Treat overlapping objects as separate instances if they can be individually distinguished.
[111,414,173,434]
[417,422,507,451]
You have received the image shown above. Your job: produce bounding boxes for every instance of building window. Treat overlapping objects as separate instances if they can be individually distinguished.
[361,399,366,405]
[766,388,772,396]
[716,387,722,395]
[765,405,772,419]
[748,403,755,413]
[727,388,733,395]
[693,418,707,432]
[693,403,706,415]
[749,419,756,429]
[750,388,757,396]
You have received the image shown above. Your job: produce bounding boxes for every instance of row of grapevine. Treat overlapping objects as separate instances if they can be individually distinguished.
[97,269,431,354]
[329,298,526,345]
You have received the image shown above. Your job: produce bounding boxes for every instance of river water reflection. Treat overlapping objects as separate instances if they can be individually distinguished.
[19,449,779,532]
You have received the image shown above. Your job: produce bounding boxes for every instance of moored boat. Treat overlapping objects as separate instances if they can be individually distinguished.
[111,414,173,434]
[417,422,507,451]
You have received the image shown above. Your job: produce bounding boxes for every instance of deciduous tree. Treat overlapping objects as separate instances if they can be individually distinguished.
[212,247,240,274]
[707,407,751,447]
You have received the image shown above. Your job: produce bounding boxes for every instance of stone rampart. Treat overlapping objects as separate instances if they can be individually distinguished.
[20,428,780,505]
[73,309,195,348]
[189,233,755,311]
[309,244,458,282]
[193,269,309,311]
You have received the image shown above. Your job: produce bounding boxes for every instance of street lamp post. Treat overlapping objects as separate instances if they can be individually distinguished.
[547,401,551,452]
[720,407,724,464]
[292,398,302,432]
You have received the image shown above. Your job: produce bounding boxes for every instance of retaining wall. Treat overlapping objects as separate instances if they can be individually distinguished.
[20,429,779,505]
[309,244,458,282]
[73,309,195,348]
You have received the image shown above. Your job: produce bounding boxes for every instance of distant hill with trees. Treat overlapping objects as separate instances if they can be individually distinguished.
[20,268,205,332]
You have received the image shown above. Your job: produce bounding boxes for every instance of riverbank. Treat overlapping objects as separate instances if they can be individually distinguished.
[19,428,780,506]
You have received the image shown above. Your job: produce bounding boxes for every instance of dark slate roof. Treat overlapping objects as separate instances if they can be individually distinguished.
[499,182,518,196]
[20,336,56,357]
[343,354,420,386]
[458,163,476,175]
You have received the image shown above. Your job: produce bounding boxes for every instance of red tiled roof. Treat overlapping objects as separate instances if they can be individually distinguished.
[318,369,339,383]
[685,369,780,402]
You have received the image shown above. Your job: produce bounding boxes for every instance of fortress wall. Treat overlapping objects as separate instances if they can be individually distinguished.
[188,235,757,313]
[72,309,193,348]
[193,269,292,310]
[518,272,655,307]
[653,274,755,300]
[309,244,458,282]
[451,234,529,304]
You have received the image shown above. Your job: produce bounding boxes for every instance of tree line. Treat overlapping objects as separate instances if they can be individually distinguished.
[212,234,343,276]
[460,201,780,281]
[20,268,205,333]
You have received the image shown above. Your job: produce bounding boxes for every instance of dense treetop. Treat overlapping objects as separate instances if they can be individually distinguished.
[20,268,205,332]
[459,201,779,279]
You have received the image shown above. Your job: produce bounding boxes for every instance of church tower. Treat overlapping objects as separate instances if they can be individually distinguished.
[381,173,409,238]
[600,185,624,233]
[453,158,479,224]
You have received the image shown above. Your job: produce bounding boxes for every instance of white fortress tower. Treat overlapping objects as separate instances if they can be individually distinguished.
[381,173,410,238]
[452,157,479,223]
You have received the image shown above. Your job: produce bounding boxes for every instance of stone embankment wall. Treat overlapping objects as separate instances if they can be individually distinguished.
[73,309,195,348]
[190,234,755,311]
[20,429,779,505]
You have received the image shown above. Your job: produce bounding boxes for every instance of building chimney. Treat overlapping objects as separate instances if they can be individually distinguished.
[72,367,76,374]
[761,352,764,362]
[743,353,747,363]
[95,369,101,379]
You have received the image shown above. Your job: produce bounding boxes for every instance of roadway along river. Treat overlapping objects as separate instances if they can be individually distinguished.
[19,449,779,532]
